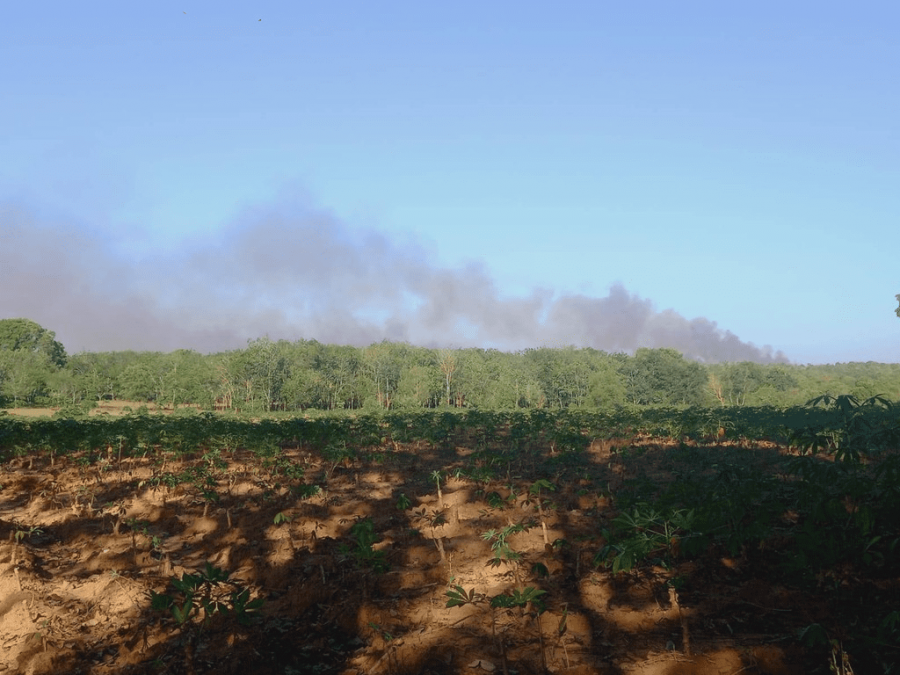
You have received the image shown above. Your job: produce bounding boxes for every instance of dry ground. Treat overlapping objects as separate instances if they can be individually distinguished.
[2,401,200,418]
[0,430,857,675]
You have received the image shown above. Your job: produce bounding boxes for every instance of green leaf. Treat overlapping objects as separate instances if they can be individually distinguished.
[490,594,516,609]
[150,591,174,611]
[172,598,194,625]
[557,609,568,636]
[529,478,555,494]
[532,562,550,578]
[444,584,477,608]
[173,574,202,593]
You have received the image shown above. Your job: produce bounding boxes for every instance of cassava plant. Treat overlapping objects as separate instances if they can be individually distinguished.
[431,469,444,509]
[523,478,556,547]
[338,517,389,573]
[446,582,549,668]
[482,521,535,585]
[150,562,264,670]
[792,394,897,463]
[414,507,449,563]
[150,562,263,627]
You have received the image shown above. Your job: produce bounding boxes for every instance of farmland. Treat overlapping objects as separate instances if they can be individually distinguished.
[1,403,899,674]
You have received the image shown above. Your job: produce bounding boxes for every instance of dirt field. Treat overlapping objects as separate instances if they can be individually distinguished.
[2,401,201,418]
[0,430,878,675]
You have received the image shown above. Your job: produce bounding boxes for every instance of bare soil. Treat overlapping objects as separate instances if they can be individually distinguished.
[2,401,201,418]
[0,435,851,675]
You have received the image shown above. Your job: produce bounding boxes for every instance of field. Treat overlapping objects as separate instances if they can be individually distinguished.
[1,406,899,674]
[2,400,203,418]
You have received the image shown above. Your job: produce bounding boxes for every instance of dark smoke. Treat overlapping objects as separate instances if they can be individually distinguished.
[0,200,787,362]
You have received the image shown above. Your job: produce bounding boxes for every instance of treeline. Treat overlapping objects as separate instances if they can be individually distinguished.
[1,318,899,412]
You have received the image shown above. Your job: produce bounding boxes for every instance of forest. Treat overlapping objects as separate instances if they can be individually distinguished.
[1,317,899,413]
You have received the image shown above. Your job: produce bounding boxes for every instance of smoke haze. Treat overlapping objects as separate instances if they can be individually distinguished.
[0,200,788,363]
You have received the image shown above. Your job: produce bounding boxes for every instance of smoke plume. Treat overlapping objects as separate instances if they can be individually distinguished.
[0,200,787,362]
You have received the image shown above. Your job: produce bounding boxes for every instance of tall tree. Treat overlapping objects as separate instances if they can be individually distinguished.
[0,349,53,406]
[394,346,441,408]
[586,357,627,409]
[622,348,709,406]
[0,318,67,367]
[315,344,363,409]
[228,337,291,412]
[524,347,599,408]
[362,341,405,409]
[159,350,217,409]
[68,351,137,402]
[118,353,164,402]
[47,367,81,407]
[395,364,442,408]
[438,350,457,407]
[713,362,766,406]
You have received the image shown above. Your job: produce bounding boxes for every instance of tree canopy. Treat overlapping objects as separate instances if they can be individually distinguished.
[2,317,900,412]
[0,318,67,367]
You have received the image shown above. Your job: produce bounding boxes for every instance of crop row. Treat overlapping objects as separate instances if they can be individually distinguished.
[1,403,897,461]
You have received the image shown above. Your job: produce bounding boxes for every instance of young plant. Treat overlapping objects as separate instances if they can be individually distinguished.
[13,524,43,544]
[556,603,571,669]
[482,521,535,580]
[274,511,297,550]
[11,524,43,566]
[431,470,444,509]
[792,394,896,463]
[445,584,504,654]
[396,492,412,511]
[449,580,549,668]
[597,505,695,573]
[150,560,265,674]
[484,491,510,511]
[273,511,293,525]
[322,441,355,479]
[123,518,165,562]
[490,586,547,615]
[149,562,264,628]
[414,507,449,563]
[338,518,389,573]
[523,478,556,546]
[492,587,550,669]
[291,482,322,500]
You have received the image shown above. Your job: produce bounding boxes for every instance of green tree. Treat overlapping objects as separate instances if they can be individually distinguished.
[395,364,442,408]
[0,318,67,367]
[316,344,364,409]
[68,351,138,402]
[621,348,708,406]
[159,350,218,409]
[362,341,407,409]
[586,357,627,409]
[118,353,164,401]
[47,367,81,407]
[476,349,542,408]
[711,362,766,406]
[225,337,292,412]
[452,349,491,407]
[438,350,458,407]
[524,347,600,408]
[0,349,53,406]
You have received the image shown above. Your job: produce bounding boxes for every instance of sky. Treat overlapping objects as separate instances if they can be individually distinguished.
[1,2,898,364]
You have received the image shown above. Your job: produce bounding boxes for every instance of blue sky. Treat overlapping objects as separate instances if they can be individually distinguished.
[1,2,898,363]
